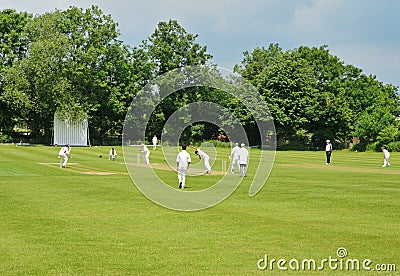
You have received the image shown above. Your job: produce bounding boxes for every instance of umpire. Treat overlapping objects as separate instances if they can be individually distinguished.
[325,140,333,164]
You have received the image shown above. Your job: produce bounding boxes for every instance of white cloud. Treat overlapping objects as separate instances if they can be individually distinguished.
[332,45,400,86]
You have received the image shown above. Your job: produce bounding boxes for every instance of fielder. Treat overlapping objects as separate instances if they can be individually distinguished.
[152,135,158,150]
[176,145,191,189]
[229,143,240,173]
[109,148,117,160]
[381,146,391,167]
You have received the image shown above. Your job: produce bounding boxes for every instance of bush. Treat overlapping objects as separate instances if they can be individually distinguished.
[278,141,311,150]
[200,140,232,148]
[0,134,12,143]
[366,141,381,152]
[354,140,400,152]
[387,141,400,152]
[352,141,368,152]
[377,125,399,145]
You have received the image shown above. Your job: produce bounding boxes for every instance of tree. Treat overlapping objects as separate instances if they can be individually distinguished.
[0,9,31,66]
[295,46,354,145]
[234,43,282,84]
[2,6,149,144]
[2,11,71,142]
[58,6,145,143]
[0,9,31,141]
[352,78,399,143]
[140,20,214,141]
[235,43,400,148]
[236,45,318,145]
[142,19,212,76]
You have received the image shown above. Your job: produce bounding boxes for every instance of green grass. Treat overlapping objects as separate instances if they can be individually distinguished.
[0,145,399,275]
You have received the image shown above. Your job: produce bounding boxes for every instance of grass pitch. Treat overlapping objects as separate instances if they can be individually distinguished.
[0,145,399,275]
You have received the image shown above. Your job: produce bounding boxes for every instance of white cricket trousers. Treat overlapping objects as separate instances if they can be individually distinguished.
[230,157,239,173]
[383,158,390,167]
[203,156,211,172]
[239,164,247,177]
[178,167,188,188]
[143,152,150,164]
[59,154,68,168]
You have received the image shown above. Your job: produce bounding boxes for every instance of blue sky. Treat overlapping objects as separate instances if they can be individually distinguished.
[1,0,399,88]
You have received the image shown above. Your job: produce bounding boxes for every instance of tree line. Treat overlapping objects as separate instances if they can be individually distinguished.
[0,6,399,150]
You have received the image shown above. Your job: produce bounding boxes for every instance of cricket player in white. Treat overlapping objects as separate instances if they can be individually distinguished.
[381,146,391,167]
[238,143,249,177]
[229,143,240,173]
[195,148,211,174]
[58,144,71,168]
[152,135,158,150]
[108,148,117,160]
[176,145,191,189]
[141,144,150,165]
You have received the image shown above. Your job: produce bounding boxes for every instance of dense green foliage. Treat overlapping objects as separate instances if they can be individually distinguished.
[0,9,31,141]
[0,6,399,149]
[0,7,150,144]
[234,44,400,150]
